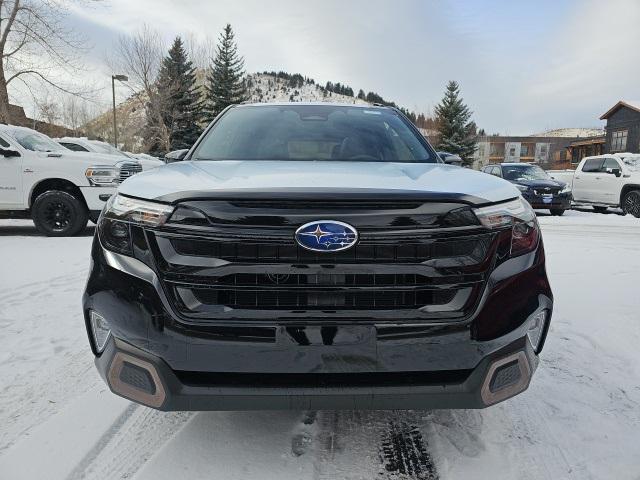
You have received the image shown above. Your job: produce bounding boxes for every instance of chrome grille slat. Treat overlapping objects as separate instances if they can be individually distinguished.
[118,161,143,183]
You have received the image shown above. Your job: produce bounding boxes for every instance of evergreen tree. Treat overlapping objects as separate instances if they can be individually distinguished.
[357,89,366,100]
[434,81,477,165]
[155,36,203,152]
[204,24,247,121]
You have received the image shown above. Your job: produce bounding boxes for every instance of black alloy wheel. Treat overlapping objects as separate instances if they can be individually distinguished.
[32,190,89,236]
[622,190,640,218]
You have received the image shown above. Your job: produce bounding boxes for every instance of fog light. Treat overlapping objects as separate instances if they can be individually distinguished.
[527,310,547,352]
[90,311,111,353]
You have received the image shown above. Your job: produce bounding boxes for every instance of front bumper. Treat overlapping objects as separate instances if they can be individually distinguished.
[83,235,553,410]
[95,333,538,410]
[79,186,115,211]
[522,192,572,210]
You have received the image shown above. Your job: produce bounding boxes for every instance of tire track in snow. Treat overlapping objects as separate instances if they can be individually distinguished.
[66,404,193,480]
[310,410,439,479]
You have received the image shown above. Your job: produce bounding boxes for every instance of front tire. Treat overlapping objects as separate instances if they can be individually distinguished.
[622,190,640,218]
[32,190,88,236]
[593,206,608,213]
[550,209,565,216]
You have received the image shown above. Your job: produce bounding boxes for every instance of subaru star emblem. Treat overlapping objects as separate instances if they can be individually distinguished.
[295,220,358,252]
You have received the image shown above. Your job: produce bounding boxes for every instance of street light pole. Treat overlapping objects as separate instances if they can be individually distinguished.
[111,74,128,148]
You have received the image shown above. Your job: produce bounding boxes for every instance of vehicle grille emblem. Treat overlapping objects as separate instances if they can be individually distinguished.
[295,220,358,252]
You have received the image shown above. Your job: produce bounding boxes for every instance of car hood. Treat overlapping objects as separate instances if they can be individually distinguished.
[118,160,521,205]
[55,150,136,166]
[510,178,566,189]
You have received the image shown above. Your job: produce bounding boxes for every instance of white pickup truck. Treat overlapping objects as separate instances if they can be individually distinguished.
[548,154,640,217]
[0,124,148,236]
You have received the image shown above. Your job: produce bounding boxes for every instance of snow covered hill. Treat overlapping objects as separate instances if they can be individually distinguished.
[245,73,368,105]
[84,72,371,150]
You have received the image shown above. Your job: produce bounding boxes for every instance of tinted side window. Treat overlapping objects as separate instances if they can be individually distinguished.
[62,142,89,152]
[582,158,603,173]
[602,158,621,171]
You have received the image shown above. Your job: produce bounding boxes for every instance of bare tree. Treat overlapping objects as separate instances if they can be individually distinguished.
[109,25,164,98]
[107,25,169,151]
[0,0,96,123]
[185,33,216,71]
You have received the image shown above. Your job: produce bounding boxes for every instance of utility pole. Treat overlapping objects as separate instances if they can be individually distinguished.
[111,74,128,148]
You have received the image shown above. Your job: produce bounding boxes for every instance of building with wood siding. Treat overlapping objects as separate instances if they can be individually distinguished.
[599,100,640,154]
[473,134,587,170]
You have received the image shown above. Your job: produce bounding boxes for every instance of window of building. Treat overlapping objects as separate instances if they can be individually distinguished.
[478,145,485,156]
[489,143,499,156]
[611,130,628,152]
[509,147,516,156]
[539,145,548,156]
[521,144,530,156]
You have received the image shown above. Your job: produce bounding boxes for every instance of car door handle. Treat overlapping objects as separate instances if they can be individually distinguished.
[575,176,580,179]
[47,153,62,158]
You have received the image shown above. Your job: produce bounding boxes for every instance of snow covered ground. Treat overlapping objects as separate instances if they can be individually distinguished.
[0,210,639,480]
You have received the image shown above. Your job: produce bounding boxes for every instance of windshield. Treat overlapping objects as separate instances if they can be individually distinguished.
[89,140,128,157]
[502,165,550,181]
[192,105,435,162]
[10,129,65,153]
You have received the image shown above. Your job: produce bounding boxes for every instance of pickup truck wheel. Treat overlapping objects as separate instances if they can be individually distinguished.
[550,209,565,216]
[622,190,640,218]
[32,190,89,236]
[593,206,608,213]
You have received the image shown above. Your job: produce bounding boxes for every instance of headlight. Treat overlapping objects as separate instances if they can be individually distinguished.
[99,194,174,255]
[515,184,529,192]
[560,184,571,194]
[474,197,539,257]
[86,166,119,186]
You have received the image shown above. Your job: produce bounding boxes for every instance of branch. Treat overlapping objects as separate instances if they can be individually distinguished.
[0,0,21,53]
[6,69,98,100]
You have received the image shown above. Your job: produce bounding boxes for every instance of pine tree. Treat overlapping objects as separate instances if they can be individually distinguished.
[204,24,247,121]
[434,81,477,165]
[155,36,203,152]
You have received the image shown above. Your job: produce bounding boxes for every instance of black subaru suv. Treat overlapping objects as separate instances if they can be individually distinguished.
[83,103,552,410]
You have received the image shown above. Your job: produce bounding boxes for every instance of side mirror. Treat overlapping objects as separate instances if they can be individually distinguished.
[164,149,188,163]
[611,168,621,177]
[0,148,20,158]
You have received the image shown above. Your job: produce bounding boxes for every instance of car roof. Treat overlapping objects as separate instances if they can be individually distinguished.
[0,124,40,135]
[235,101,391,109]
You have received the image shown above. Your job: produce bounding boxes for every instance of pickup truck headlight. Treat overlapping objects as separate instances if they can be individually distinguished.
[515,184,529,192]
[98,194,174,255]
[474,197,539,257]
[86,166,119,186]
[560,184,571,194]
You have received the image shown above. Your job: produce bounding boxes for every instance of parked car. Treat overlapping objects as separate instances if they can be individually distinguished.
[55,137,164,170]
[437,151,464,166]
[0,125,144,235]
[548,154,640,217]
[482,163,571,216]
[84,102,552,411]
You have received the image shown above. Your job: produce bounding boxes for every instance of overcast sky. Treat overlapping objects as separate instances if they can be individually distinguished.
[34,0,640,134]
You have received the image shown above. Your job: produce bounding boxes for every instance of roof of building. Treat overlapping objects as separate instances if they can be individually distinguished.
[569,135,606,146]
[600,100,640,120]
[530,128,604,138]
